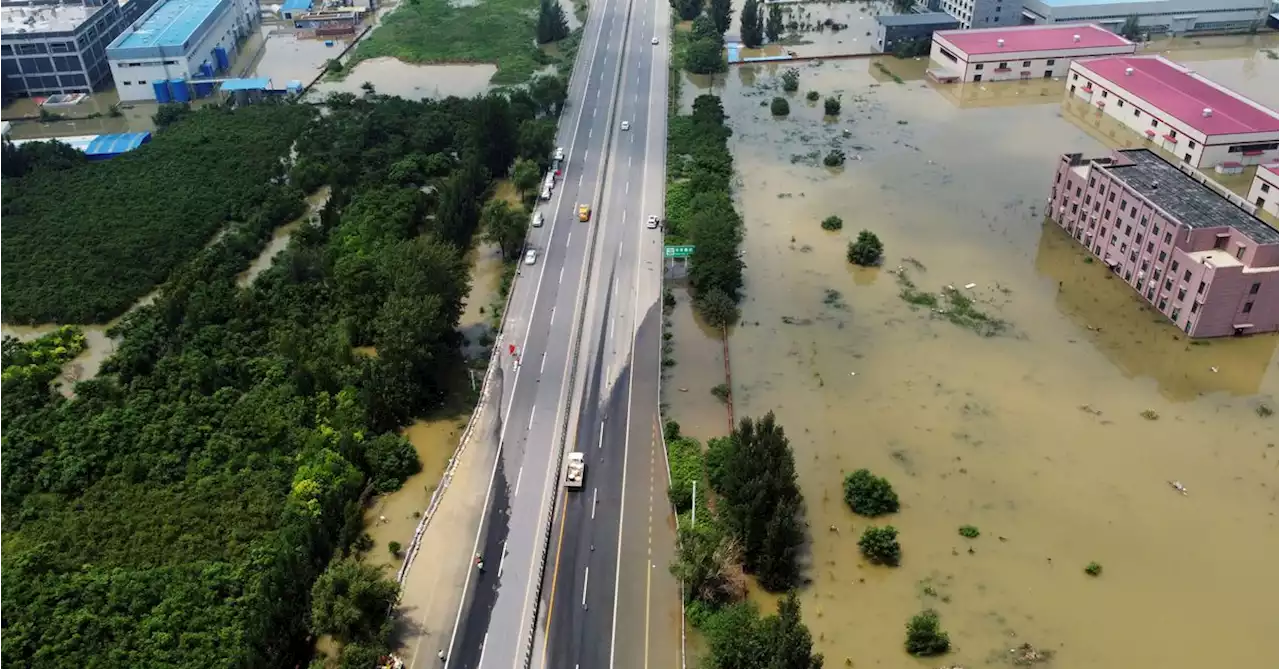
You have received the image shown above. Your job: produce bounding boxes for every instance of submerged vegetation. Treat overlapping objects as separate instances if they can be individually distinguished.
[2,88,563,667]
[892,269,1009,336]
[843,468,899,517]
[905,609,951,656]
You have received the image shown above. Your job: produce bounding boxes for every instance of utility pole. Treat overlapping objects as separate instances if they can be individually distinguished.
[691,480,696,527]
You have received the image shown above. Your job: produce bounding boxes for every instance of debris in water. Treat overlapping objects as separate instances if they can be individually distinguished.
[1009,642,1053,665]
[1168,480,1188,495]
[964,283,977,289]
[1210,366,1219,373]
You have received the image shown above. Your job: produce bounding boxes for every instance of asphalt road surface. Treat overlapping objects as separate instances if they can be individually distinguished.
[437,0,666,663]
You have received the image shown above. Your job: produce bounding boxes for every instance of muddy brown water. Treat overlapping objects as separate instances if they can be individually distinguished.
[662,43,1278,668]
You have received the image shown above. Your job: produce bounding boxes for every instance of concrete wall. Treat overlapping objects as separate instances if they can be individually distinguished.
[1020,0,1270,35]
[1047,152,1278,337]
[1247,167,1279,215]
[1066,60,1280,169]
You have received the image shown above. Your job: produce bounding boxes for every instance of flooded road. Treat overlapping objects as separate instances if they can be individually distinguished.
[663,42,1278,668]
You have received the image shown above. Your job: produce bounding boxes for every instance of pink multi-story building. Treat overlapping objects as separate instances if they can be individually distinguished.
[1049,148,1278,338]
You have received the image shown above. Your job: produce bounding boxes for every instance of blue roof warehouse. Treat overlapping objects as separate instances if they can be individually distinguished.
[106,0,260,102]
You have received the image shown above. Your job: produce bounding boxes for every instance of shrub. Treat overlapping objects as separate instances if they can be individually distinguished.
[858,525,901,566]
[667,436,705,512]
[696,287,740,328]
[847,230,884,266]
[904,610,951,656]
[1085,561,1103,576]
[824,96,841,115]
[823,149,846,167]
[821,215,843,231]
[843,468,899,516]
[711,383,731,403]
[781,68,800,92]
[958,525,980,538]
[806,90,820,101]
[770,97,791,116]
[388,541,403,557]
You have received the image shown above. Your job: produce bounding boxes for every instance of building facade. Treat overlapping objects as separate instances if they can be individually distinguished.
[1248,163,1279,217]
[107,0,259,102]
[932,0,1022,29]
[0,0,152,96]
[928,23,1136,83]
[1020,0,1271,35]
[876,13,960,54]
[1048,149,1278,338]
[1066,56,1280,170]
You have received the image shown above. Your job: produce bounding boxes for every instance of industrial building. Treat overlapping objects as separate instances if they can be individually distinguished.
[927,23,1136,83]
[1248,162,1278,217]
[875,13,960,54]
[1,0,155,97]
[7,131,152,159]
[1067,55,1280,170]
[917,0,1020,29]
[106,0,260,102]
[1049,149,1278,338]
[1020,0,1272,36]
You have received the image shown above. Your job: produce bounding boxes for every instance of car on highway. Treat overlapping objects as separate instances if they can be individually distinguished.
[651,37,659,45]
[540,185,552,200]
[554,146,564,161]
[646,215,659,229]
[524,248,538,265]
[532,211,544,228]
[578,204,591,222]
[563,452,585,489]
[620,121,630,131]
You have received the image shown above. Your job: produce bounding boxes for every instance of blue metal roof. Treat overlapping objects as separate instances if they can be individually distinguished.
[281,0,312,11]
[85,132,152,156]
[112,0,225,50]
[220,77,272,91]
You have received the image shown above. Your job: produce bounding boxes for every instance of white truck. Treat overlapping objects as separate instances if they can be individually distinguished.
[563,452,585,490]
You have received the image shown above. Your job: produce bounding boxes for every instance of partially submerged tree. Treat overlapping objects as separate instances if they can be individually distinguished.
[843,468,899,516]
[741,0,764,48]
[905,610,951,656]
[847,230,884,266]
[858,525,902,566]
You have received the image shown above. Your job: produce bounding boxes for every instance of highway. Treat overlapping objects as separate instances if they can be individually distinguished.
[439,0,678,662]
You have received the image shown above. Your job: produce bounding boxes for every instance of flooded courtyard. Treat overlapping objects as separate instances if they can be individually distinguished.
[663,39,1278,668]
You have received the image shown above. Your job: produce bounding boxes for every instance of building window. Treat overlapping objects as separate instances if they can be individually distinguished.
[1073,73,1078,80]
[1104,208,1112,220]
[1130,207,1137,218]
[1158,297,1168,311]
[1076,187,1082,197]
[1108,192,1116,203]
[998,61,1008,69]
[1129,251,1138,262]
[1111,234,1118,245]
[1243,301,1254,314]
[1047,59,1056,65]
[1262,184,1272,194]
[975,63,984,70]
[1101,90,1108,98]
[1183,270,1192,282]
[1171,261,1179,274]
[1117,100,1124,108]
[1213,236,1227,250]
[1158,250,1166,262]
[139,80,147,84]
[1119,198,1126,209]
[1125,270,1133,281]
[1140,216,1148,227]
[1236,246,1246,259]
[1147,241,1155,253]
[1055,172,1061,183]
[1022,60,1031,67]
[1164,278,1173,291]
[123,80,132,85]
[1071,203,1078,214]
[1088,177,1096,187]
[1169,130,1177,139]
[1085,195,1092,205]
[1188,140,1196,149]
[1172,308,1181,321]
[1124,225,1132,236]
[1141,260,1149,271]
[1190,301,1199,313]
[1250,282,1261,295]
[1133,109,1140,118]
[1164,232,1173,244]
[1150,119,1159,128]
[1147,287,1156,300]
[1177,288,1186,301]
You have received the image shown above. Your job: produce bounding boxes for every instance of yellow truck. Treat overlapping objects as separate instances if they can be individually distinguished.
[578,204,591,222]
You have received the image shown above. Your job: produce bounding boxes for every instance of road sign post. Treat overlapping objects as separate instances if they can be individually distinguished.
[664,245,695,259]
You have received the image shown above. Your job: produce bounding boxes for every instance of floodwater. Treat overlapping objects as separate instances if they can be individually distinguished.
[732,0,895,58]
[311,58,497,100]
[252,22,354,86]
[662,44,1278,669]
[237,186,332,286]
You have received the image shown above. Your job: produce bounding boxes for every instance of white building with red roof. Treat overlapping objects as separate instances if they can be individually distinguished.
[1248,162,1279,217]
[927,23,1136,84]
[1067,55,1280,170]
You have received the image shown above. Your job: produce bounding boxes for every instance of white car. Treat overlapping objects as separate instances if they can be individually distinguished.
[554,147,565,161]
[621,121,630,131]
[531,211,544,228]
[646,215,659,229]
[524,248,538,265]
[540,186,552,201]
[651,37,659,45]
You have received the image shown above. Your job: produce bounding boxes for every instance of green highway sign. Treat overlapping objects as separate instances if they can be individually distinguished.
[664,245,695,259]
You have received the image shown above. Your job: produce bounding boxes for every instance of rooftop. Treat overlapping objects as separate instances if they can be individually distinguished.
[219,77,271,91]
[935,23,1132,56]
[1103,149,1278,245]
[1,3,99,35]
[1076,55,1279,136]
[113,0,222,50]
[8,132,152,156]
[877,11,959,27]
[1037,0,1163,6]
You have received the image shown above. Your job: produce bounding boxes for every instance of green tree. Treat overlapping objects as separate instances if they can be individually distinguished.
[858,525,902,566]
[780,67,800,92]
[770,97,790,116]
[823,96,841,116]
[820,215,842,231]
[671,522,747,604]
[686,37,728,74]
[152,102,192,129]
[1118,14,1141,40]
[709,0,733,33]
[536,0,570,43]
[765,4,784,42]
[762,592,825,669]
[481,199,530,261]
[309,558,400,643]
[847,230,884,266]
[1,138,86,179]
[823,149,846,167]
[388,541,403,556]
[695,287,739,328]
[740,0,764,48]
[671,0,701,20]
[528,74,568,117]
[891,0,915,12]
[511,158,542,199]
[905,610,951,656]
[842,468,899,516]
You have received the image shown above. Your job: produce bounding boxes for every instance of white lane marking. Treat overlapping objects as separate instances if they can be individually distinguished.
[628,156,632,167]
[596,87,601,99]
[540,353,547,374]
[625,182,629,194]
[609,313,615,343]
[550,305,557,325]
[515,466,524,496]
[588,129,593,139]
[497,540,508,577]
[579,174,584,187]
[566,231,573,246]
[598,428,604,449]
[592,488,598,519]
[527,410,536,432]
[582,567,590,609]
[593,106,597,119]
[477,633,488,667]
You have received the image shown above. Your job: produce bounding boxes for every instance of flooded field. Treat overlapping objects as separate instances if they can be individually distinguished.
[311,58,497,100]
[663,44,1278,669]
[733,0,896,58]
[251,22,354,86]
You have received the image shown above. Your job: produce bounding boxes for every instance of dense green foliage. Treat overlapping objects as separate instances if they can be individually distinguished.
[536,0,570,44]
[1085,561,1103,576]
[858,525,902,566]
[671,0,701,20]
[771,97,791,116]
[740,0,763,48]
[481,199,531,261]
[1119,15,1141,40]
[823,96,841,116]
[823,149,846,167]
[666,434,706,513]
[820,215,843,231]
[2,90,551,668]
[848,229,885,266]
[2,103,315,324]
[766,4,783,42]
[781,68,800,92]
[843,468,899,516]
[958,524,980,538]
[1,138,86,179]
[691,594,824,669]
[905,610,951,656]
[666,95,744,325]
[684,14,729,75]
[152,102,192,129]
[709,0,733,32]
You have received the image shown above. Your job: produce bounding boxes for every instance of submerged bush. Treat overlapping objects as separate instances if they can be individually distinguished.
[847,230,884,266]
[905,609,951,656]
[843,468,899,516]
[770,97,791,116]
[858,525,901,566]
[821,215,843,231]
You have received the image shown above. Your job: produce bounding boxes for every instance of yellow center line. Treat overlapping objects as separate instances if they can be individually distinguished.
[540,495,572,667]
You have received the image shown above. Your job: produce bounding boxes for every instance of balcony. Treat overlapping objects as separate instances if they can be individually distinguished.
[1162,134,1177,143]
[1144,129,1156,138]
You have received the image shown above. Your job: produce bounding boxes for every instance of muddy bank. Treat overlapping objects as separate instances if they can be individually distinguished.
[662,50,1277,669]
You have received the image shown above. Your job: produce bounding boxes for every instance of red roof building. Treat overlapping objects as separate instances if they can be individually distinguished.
[1067,55,1279,170]
[927,23,1136,84]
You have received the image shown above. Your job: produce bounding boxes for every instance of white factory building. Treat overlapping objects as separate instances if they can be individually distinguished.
[927,23,1136,83]
[1067,55,1280,170]
[1020,0,1272,36]
[1248,162,1279,218]
[106,0,258,102]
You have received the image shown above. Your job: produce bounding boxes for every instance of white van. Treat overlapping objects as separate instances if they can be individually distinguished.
[540,186,552,201]
[531,211,544,228]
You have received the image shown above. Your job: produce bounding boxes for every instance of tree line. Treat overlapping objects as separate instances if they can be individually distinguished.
[1,83,566,668]
[666,414,822,668]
